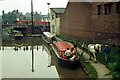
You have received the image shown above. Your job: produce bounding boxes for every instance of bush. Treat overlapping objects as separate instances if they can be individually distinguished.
[96,45,120,79]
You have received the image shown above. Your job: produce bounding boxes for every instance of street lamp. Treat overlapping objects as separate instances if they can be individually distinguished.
[47,3,50,32]
[31,0,34,72]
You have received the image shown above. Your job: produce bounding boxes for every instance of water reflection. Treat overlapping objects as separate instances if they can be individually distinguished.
[42,44,52,67]
[2,37,59,78]
[0,38,2,80]
[1,44,51,73]
[0,45,41,52]
[2,36,88,79]
[2,46,4,51]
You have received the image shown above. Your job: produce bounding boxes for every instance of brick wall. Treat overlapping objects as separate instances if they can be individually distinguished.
[60,2,120,45]
[60,2,95,41]
[92,2,120,45]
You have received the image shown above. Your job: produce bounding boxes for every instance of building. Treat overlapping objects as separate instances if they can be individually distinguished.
[91,2,120,45]
[50,8,65,35]
[60,2,120,45]
[0,16,2,37]
[60,2,92,41]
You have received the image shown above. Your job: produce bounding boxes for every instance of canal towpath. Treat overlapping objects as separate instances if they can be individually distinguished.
[77,48,113,78]
[55,37,113,78]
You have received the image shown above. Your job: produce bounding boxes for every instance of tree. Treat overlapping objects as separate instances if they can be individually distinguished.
[2,10,17,24]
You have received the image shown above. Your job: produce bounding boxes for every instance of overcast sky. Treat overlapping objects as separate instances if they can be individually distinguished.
[0,0,69,15]
[0,0,119,15]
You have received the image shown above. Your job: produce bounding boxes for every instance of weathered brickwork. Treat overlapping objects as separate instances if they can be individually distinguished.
[60,2,95,41]
[92,2,120,45]
[60,2,120,45]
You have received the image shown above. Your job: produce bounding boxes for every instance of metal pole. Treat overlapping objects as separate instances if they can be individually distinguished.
[47,3,50,23]
[31,0,34,34]
[47,3,50,30]
[31,0,34,72]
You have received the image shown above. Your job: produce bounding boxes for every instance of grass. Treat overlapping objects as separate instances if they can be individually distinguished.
[79,55,98,79]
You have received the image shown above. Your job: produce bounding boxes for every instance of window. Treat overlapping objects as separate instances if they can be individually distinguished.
[116,2,120,13]
[56,13,59,18]
[104,4,107,14]
[97,5,102,15]
[104,3,112,15]
[108,4,112,14]
[52,15,54,20]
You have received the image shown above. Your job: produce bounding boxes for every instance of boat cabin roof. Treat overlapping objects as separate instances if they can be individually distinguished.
[43,32,52,38]
[54,42,72,52]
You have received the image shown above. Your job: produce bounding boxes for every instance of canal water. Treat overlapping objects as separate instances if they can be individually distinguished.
[1,31,88,79]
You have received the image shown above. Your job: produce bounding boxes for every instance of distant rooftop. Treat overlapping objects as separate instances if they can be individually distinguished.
[50,8,65,14]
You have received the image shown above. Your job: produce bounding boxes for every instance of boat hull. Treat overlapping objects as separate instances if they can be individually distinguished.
[51,42,80,69]
[14,36,23,40]
[57,57,80,69]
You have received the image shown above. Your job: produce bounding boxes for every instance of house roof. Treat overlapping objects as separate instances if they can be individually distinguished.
[51,8,65,14]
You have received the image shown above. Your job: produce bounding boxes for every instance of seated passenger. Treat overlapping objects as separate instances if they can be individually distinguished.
[70,47,77,60]
[71,47,75,55]
[64,48,72,59]
[71,47,77,55]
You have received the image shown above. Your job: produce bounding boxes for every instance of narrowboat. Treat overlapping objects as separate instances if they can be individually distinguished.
[14,31,23,40]
[42,32,55,43]
[51,41,80,69]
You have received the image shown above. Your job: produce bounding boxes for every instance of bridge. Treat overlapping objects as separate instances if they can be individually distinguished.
[2,25,43,36]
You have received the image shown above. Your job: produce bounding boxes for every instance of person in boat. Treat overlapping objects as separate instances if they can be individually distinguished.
[70,47,77,60]
[71,47,77,55]
[64,48,72,59]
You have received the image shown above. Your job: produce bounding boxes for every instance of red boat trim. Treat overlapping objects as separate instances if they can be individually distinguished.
[53,41,79,60]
